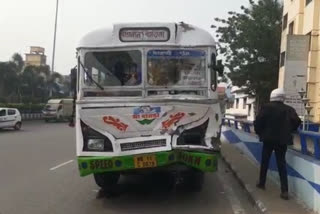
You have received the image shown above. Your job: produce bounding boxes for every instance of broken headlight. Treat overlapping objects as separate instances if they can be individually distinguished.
[177,120,209,146]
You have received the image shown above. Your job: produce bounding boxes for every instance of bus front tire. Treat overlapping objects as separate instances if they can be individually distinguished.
[93,172,120,191]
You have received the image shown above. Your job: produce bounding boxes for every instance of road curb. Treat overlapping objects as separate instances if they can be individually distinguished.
[220,153,269,214]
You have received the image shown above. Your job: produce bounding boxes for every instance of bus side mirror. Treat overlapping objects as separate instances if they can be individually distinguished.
[70,68,77,92]
[210,53,218,91]
[210,54,224,76]
[216,60,224,76]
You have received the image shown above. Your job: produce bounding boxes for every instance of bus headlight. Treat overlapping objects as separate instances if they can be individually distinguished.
[81,120,113,152]
[88,139,105,151]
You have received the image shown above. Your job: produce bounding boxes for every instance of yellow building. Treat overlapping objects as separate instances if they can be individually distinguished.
[25,46,47,66]
[279,0,320,123]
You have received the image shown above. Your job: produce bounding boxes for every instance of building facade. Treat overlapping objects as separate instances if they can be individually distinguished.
[225,87,255,121]
[25,46,47,66]
[279,0,320,123]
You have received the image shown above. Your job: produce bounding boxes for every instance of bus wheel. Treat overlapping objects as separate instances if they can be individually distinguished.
[14,122,22,130]
[93,172,120,191]
[183,169,204,192]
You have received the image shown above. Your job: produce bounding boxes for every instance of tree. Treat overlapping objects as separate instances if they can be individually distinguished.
[11,53,24,73]
[20,65,62,101]
[47,71,63,96]
[0,52,68,103]
[213,0,282,111]
[20,65,46,100]
[0,53,23,102]
[11,53,25,102]
[0,62,18,100]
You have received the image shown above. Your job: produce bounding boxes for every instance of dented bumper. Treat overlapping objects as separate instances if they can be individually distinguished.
[77,150,218,176]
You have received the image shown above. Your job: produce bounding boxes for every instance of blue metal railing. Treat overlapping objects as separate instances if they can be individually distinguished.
[222,118,253,134]
[222,117,320,160]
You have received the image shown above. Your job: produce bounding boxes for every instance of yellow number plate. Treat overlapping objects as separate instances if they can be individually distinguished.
[134,155,157,169]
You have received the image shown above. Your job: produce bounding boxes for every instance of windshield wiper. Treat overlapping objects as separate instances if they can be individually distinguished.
[79,60,104,90]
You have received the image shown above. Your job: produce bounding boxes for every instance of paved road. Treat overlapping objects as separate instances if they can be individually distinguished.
[0,121,256,214]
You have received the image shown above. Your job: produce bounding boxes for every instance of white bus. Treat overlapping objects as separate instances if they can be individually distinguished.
[72,22,224,192]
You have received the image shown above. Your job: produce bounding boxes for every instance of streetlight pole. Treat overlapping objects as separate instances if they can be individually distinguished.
[50,0,59,97]
[305,104,313,131]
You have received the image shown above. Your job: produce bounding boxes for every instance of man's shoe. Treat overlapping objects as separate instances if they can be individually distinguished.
[256,183,265,190]
[280,192,289,200]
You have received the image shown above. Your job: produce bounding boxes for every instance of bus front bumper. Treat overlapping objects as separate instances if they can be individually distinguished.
[77,150,218,177]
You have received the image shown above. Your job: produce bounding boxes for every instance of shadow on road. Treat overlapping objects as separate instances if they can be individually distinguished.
[0,128,19,133]
[88,172,215,214]
[97,173,202,203]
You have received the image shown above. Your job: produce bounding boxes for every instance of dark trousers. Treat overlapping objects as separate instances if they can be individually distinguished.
[259,143,288,192]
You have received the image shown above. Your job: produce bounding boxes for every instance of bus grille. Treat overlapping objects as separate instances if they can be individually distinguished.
[120,139,166,151]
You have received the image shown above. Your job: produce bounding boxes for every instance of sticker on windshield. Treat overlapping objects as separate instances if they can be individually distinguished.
[133,106,161,125]
[147,50,206,58]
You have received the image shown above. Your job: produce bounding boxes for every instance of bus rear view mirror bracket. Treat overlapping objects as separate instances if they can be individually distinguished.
[216,60,224,76]
[209,54,224,91]
[70,67,77,92]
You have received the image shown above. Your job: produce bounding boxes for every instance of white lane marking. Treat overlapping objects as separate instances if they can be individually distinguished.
[50,160,74,171]
[218,173,247,214]
[92,189,99,193]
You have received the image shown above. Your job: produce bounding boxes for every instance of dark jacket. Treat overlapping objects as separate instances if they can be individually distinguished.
[254,101,301,145]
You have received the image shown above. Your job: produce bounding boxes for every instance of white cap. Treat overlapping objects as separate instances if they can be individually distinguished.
[270,88,286,102]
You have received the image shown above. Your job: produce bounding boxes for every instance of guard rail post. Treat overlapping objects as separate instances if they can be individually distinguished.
[312,136,320,159]
[299,134,308,155]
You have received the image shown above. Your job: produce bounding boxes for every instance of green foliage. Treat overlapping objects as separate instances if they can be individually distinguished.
[213,0,283,107]
[0,62,19,97]
[0,53,70,103]
[11,53,24,72]
[0,103,45,113]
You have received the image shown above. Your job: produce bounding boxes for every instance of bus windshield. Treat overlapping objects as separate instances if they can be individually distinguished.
[147,50,207,87]
[84,50,142,87]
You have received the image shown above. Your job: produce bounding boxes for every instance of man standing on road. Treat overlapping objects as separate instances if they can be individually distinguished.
[254,88,301,200]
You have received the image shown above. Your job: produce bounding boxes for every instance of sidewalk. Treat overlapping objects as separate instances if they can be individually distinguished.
[221,143,313,214]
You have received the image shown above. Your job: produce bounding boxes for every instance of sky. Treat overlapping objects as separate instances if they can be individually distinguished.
[0,0,247,75]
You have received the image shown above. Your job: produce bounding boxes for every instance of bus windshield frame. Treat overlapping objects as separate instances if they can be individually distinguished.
[79,48,210,98]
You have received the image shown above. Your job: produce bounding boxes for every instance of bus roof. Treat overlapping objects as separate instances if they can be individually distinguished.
[77,22,216,49]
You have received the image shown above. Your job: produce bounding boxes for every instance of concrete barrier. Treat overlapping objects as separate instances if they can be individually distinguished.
[221,122,320,213]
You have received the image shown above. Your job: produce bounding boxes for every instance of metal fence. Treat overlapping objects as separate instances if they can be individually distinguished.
[223,117,320,160]
[21,113,43,120]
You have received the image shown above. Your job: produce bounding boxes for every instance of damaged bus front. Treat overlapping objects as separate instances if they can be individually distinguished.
[73,22,224,191]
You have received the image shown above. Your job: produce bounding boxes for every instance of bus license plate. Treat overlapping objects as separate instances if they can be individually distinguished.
[134,155,157,169]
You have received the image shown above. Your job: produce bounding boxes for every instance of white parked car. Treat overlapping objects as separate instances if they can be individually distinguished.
[0,108,22,130]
